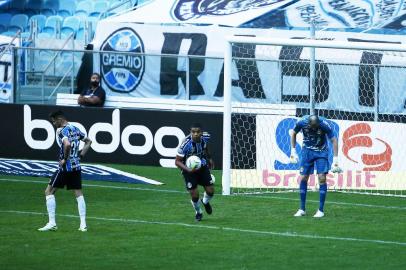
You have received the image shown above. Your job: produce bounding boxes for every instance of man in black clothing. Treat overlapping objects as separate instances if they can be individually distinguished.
[77,73,106,107]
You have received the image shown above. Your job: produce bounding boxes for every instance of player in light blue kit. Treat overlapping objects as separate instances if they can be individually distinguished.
[290,115,342,218]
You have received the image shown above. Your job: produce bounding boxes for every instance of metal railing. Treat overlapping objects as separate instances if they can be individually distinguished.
[100,0,152,19]
[40,33,75,103]
[14,46,222,104]
[0,31,20,97]
[46,64,73,101]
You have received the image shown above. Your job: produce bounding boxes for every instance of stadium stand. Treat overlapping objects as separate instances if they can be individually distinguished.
[0,13,12,29]
[60,16,80,39]
[0,0,139,39]
[37,14,62,38]
[28,13,46,30]
[0,0,143,105]
[41,0,58,16]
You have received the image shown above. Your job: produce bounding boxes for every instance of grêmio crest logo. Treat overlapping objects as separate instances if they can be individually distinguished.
[100,28,145,93]
[172,0,286,21]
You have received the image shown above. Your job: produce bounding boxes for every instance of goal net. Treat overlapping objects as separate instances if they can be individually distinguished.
[222,37,406,197]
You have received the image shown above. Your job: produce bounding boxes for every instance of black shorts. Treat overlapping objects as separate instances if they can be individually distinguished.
[182,165,214,190]
[49,169,82,190]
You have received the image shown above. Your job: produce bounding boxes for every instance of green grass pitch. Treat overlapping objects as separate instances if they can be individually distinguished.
[1,164,405,269]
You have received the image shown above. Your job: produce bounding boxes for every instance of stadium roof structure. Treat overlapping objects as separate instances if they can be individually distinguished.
[103,0,406,34]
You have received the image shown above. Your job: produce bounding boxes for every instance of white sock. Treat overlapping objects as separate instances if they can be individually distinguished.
[202,192,213,204]
[190,200,202,214]
[45,195,56,225]
[76,195,86,228]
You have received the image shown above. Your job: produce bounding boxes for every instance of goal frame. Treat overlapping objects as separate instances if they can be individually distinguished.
[222,37,406,195]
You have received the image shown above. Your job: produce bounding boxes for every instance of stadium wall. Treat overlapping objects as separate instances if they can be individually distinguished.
[0,104,223,167]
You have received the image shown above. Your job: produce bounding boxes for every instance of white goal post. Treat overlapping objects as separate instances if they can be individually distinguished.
[222,36,406,197]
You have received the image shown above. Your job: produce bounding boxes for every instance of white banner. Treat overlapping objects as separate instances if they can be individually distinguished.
[107,0,406,30]
[92,22,406,114]
[283,0,406,29]
[107,0,295,27]
[232,115,406,190]
[0,35,17,104]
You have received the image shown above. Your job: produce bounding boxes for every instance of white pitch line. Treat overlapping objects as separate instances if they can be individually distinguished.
[1,178,405,210]
[2,210,406,247]
[0,178,184,193]
[248,195,406,210]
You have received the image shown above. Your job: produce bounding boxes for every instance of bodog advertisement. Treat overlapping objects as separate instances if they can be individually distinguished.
[0,104,223,168]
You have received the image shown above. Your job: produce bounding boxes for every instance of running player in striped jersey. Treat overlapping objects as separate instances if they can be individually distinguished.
[175,123,215,222]
[38,110,92,232]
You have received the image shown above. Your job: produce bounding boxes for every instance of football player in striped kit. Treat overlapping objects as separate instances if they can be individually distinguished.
[38,110,92,232]
[175,123,215,222]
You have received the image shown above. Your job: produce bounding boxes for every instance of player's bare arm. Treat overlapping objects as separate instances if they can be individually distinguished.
[331,137,338,157]
[330,137,342,173]
[175,155,194,173]
[290,130,297,149]
[60,138,71,166]
[80,137,92,158]
[205,144,214,169]
[290,130,299,163]
[81,95,102,106]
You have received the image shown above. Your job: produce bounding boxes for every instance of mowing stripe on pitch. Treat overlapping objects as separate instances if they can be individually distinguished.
[248,195,406,210]
[0,178,184,193]
[2,210,406,247]
[1,178,405,210]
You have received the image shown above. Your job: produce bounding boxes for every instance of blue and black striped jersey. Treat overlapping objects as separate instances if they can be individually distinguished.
[177,132,210,166]
[58,123,85,172]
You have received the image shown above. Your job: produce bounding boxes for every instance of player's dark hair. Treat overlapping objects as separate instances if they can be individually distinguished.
[309,115,319,122]
[49,110,66,120]
[91,73,101,80]
[190,123,202,130]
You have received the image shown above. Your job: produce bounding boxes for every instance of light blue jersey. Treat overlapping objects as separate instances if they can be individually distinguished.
[293,115,335,152]
[58,123,85,172]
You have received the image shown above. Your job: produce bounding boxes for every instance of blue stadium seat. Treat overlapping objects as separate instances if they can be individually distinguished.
[44,15,63,29]
[1,31,19,36]
[57,9,71,18]
[95,0,108,11]
[108,0,131,13]
[37,28,54,38]
[90,0,108,17]
[0,25,6,33]
[76,27,85,40]
[40,8,55,16]
[63,16,80,31]
[86,16,98,33]
[0,13,13,28]
[104,11,117,18]
[38,15,62,38]
[76,0,92,14]
[89,12,100,18]
[58,0,76,17]
[29,14,46,31]
[61,16,80,39]
[26,0,44,13]
[41,0,58,16]
[8,14,29,32]
[74,9,88,20]
[9,0,26,11]
[60,27,74,39]
[109,0,121,8]
[20,31,31,39]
